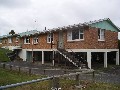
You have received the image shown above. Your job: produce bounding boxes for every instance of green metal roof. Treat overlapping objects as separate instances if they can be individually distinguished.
[0,30,40,39]
[84,18,120,32]
[18,30,39,37]
[0,34,11,39]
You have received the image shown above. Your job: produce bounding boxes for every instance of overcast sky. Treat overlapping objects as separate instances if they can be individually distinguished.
[0,0,120,36]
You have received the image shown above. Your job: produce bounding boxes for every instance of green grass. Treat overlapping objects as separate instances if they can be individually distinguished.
[0,68,120,90]
[0,48,12,62]
[0,68,42,86]
[84,82,120,90]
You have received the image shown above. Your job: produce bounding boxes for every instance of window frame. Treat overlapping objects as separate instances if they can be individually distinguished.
[8,38,12,43]
[67,29,84,41]
[24,37,30,44]
[47,33,53,43]
[98,29,105,41]
[15,37,19,43]
[33,36,39,44]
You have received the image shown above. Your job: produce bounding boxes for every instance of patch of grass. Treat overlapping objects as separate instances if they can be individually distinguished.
[85,82,120,90]
[0,68,42,86]
[0,48,12,62]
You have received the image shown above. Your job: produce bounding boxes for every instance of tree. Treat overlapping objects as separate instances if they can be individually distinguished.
[9,30,15,35]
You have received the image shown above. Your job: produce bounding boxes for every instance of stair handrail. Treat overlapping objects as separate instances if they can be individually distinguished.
[57,48,80,67]
[67,48,76,55]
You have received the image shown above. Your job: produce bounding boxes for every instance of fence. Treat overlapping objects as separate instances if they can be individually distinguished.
[0,64,94,90]
[0,63,71,76]
[0,63,35,75]
[0,63,120,89]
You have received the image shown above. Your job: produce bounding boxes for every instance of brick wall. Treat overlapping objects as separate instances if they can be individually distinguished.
[1,27,118,50]
[64,27,118,49]
[22,32,59,49]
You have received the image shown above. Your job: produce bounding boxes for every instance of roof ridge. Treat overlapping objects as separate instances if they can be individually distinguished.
[83,18,109,25]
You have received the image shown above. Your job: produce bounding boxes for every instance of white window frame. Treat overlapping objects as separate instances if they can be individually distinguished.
[47,33,53,43]
[79,29,84,40]
[8,38,12,43]
[67,29,84,41]
[98,29,105,41]
[24,37,30,44]
[33,36,39,44]
[15,37,19,43]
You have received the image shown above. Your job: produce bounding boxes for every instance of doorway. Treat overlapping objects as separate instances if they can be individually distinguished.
[58,31,64,49]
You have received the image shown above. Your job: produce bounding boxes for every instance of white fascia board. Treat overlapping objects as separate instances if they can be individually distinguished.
[23,49,57,51]
[66,49,119,52]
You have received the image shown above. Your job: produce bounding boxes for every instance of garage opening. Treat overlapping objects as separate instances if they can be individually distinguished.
[44,51,53,63]
[107,51,116,65]
[91,52,104,69]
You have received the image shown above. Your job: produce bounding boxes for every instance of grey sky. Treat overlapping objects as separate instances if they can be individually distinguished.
[0,0,120,35]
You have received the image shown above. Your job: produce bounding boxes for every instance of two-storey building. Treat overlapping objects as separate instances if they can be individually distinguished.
[0,18,119,69]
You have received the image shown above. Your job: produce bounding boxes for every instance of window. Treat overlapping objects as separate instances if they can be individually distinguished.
[79,29,84,39]
[98,29,105,41]
[16,37,19,42]
[67,29,84,41]
[72,30,79,40]
[8,38,12,43]
[47,33,53,43]
[24,37,30,44]
[33,36,38,44]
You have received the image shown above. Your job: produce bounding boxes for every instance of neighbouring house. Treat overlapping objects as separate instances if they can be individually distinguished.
[0,18,119,69]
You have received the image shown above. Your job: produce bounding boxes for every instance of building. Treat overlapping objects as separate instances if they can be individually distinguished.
[0,18,119,69]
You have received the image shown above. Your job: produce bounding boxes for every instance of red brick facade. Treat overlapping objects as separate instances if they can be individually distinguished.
[63,27,118,49]
[0,27,118,50]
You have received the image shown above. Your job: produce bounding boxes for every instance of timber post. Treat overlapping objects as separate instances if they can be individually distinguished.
[75,74,80,86]
[52,76,60,90]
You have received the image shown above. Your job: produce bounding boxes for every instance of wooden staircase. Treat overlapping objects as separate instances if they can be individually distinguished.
[57,48,89,69]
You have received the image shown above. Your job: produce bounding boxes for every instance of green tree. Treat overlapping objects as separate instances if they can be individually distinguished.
[9,30,15,35]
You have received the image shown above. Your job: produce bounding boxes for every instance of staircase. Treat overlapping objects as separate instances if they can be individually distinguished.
[6,51,16,61]
[6,50,23,61]
[57,48,88,69]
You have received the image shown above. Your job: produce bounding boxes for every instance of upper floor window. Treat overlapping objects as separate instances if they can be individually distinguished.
[8,38,12,43]
[47,33,53,43]
[16,37,19,42]
[98,29,105,41]
[67,29,84,41]
[24,37,30,44]
[33,36,38,44]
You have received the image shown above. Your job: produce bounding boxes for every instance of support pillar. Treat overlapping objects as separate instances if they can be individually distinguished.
[104,52,107,68]
[116,51,119,65]
[42,51,44,64]
[52,51,55,66]
[87,52,91,69]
